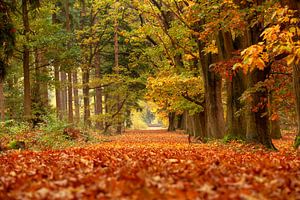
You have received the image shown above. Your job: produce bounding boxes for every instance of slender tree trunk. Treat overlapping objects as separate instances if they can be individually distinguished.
[0,81,4,121]
[32,49,41,116]
[104,93,109,132]
[22,0,31,120]
[40,54,49,107]
[95,54,103,130]
[68,72,73,123]
[60,71,67,120]
[54,66,62,120]
[114,3,122,134]
[73,72,80,123]
[65,0,73,124]
[52,6,62,120]
[83,68,90,127]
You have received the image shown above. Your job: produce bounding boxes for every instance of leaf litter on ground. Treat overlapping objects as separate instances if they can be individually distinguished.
[0,130,299,199]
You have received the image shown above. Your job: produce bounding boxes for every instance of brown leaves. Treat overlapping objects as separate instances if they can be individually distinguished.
[0,130,299,199]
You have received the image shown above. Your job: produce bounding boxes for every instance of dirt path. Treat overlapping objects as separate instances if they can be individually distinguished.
[0,130,299,199]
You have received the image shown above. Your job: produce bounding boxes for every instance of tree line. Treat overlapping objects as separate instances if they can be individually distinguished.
[0,0,299,149]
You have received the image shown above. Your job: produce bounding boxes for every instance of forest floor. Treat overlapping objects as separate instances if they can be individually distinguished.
[0,130,299,200]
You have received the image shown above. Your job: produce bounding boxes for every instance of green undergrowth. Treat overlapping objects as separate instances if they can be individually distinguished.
[222,134,245,144]
[0,116,106,151]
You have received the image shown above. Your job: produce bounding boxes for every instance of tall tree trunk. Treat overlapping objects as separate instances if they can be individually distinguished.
[54,66,62,120]
[68,72,73,123]
[114,3,122,134]
[246,67,275,149]
[0,81,4,121]
[95,54,103,130]
[243,17,275,149]
[82,68,90,127]
[217,31,247,139]
[52,6,62,120]
[104,93,109,132]
[65,0,73,124]
[60,71,67,120]
[40,54,49,107]
[22,0,31,120]
[198,45,225,138]
[73,72,80,123]
[32,49,41,116]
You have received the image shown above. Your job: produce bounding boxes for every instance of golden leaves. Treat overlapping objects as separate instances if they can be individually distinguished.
[237,45,269,73]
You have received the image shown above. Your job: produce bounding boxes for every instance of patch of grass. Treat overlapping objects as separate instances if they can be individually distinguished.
[0,120,30,135]
[34,131,76,150]
[222,134,245,143]
[39,114,69,134]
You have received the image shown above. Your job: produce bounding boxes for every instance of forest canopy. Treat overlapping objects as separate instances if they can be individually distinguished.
[0,0,299,150]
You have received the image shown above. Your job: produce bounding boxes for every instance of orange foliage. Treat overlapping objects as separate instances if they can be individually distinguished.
[0,131,299,199]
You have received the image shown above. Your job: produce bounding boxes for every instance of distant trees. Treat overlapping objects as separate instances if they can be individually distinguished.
[0,0,147,134]
[0,0,299,147]
[141,0,299,148]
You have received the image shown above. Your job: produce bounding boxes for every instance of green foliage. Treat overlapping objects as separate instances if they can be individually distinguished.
[7,140,25,150]
[223,134,245,144]
[39,114,69,134]
[0,120,30,135]
[34,131,75,150]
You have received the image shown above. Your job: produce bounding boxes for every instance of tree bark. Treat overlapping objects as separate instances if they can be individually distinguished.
[60,71,67,120]
[83,68,90,127]
[243,14,275,149]
[40,55,49,107]
[167,112,176,131]
[52,5,62,120]
[65,0,73,124]
[22,0,31,120]
[203,54,225,138]
[270,119,281,139]
[217,30,247,139]
[73,72,80,123]
[246,67,276,149]
[54,66,62,120]
[67,72,73,123]
[0,81,4,121]
[114,2,122,134]
[95,54,103,130]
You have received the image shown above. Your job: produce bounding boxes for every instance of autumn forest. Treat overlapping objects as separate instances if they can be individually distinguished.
[0,0,300,199]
